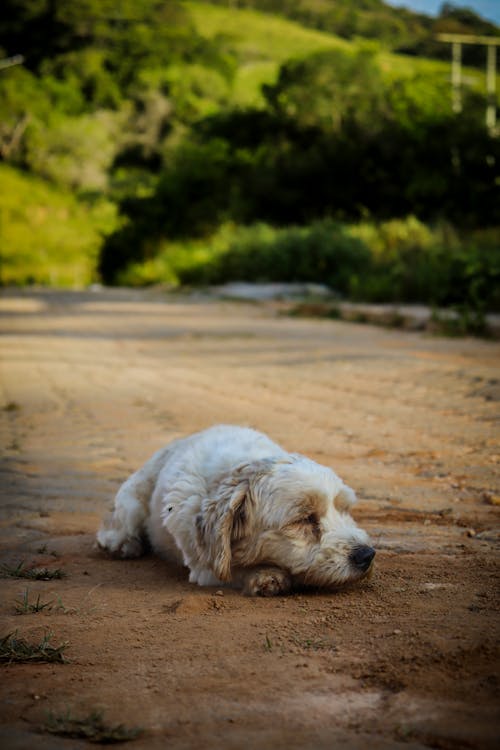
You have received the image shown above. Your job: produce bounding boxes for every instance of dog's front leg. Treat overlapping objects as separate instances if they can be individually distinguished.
[241,566,292,597]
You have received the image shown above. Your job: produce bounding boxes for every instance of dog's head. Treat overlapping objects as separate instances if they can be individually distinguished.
[195,455,374,587]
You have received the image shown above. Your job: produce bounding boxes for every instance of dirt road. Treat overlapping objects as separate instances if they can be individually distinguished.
[1,288,499,750]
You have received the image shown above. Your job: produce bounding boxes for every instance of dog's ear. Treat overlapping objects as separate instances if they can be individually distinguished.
[195,459,276,582]
[195,472,249,582]
[334,483,357,512]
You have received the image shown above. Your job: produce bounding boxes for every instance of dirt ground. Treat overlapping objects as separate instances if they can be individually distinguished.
[0,288,499,750]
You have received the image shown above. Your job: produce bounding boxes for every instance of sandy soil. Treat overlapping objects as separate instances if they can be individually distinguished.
[0,288,499,750]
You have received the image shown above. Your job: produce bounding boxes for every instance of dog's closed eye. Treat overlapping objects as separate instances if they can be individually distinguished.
[296,513,321,539]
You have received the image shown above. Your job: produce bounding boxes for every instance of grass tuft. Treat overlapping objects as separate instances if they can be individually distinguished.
[0,561,66,580]
[43,709,143,743]
[15,589,54,614]
[0,632,68,664]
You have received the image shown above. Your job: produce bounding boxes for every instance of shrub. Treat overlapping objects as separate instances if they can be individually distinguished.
[350,218,500,311]
[107,216,500,316]
[0,164,118,287]
[178,220,372,294]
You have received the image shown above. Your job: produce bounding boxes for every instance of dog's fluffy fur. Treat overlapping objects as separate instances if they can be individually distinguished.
[97,425,374,595]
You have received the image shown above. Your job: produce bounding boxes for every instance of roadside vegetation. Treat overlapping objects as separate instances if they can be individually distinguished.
[0,561,66,580]
[0,165,117,286]
[0,631,68,664]
[1,1,499,323]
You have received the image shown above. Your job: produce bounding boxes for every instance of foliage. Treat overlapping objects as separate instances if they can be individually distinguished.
[179,220,371,293]
[99,136,252,281]
[15,589,54,614]
[115,217,500,314]
[349,218,500,311]
[0,165,117,287]
[0,2,242,193]
[0,559,67,579]
[0,631,68,663]
[0,67,50,163]
[0,0,499,322]
[26,110,125,190]
[202,0,499,63]
[263,46,387,131]
[101,72,499,282]
[186,1,471,108]
[0,1,195,78]
[40,49,123,112]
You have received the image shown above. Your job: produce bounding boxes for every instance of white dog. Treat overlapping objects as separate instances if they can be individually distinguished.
[97,425,374,596]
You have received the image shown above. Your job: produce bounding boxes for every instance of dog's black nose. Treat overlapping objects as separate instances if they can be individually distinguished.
[350,545,375,571]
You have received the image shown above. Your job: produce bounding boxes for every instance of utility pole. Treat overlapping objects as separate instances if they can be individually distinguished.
[486,44,497,133]
[437,34,500,134]
[452,40,462,113]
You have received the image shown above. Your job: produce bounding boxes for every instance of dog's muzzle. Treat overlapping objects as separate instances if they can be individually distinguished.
[349,545,376,572]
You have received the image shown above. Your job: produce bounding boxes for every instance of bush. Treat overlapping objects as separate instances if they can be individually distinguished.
[179,220,371,293]
[112,217,500,316]
[0,164,118,287]
[350,218,500,311]
[25,110,125,191]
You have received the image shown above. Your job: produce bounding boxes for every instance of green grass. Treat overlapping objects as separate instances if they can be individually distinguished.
[43,710,143,743]
[15,589,54,614]
[186,1,350,60]
[186,1,351,105]
[0,561,66,580]
[185,1,490,106]
[0,632,68,664]
[0,164,118,287]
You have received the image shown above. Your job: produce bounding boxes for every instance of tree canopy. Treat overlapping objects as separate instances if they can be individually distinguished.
[1,0,499,302]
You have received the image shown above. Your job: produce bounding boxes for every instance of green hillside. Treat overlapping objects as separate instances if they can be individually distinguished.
[186,1,348,105]
[197,0,499,61]
[185,1,487,106]
[0,0,498,319]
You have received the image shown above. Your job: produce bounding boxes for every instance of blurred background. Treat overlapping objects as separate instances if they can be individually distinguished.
[0,1,499,321]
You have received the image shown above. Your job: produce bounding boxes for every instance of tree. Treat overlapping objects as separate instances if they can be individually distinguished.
[263,47,387,133]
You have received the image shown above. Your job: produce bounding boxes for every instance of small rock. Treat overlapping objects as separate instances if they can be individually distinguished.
[420,582,455,592]
[466,529,476,537]
[393,629,402,635]
[215,590,224,596]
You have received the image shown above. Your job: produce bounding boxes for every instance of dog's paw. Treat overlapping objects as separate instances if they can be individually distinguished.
[242,567,292,597]
[96,529,145,559]
[117,536,144,558]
